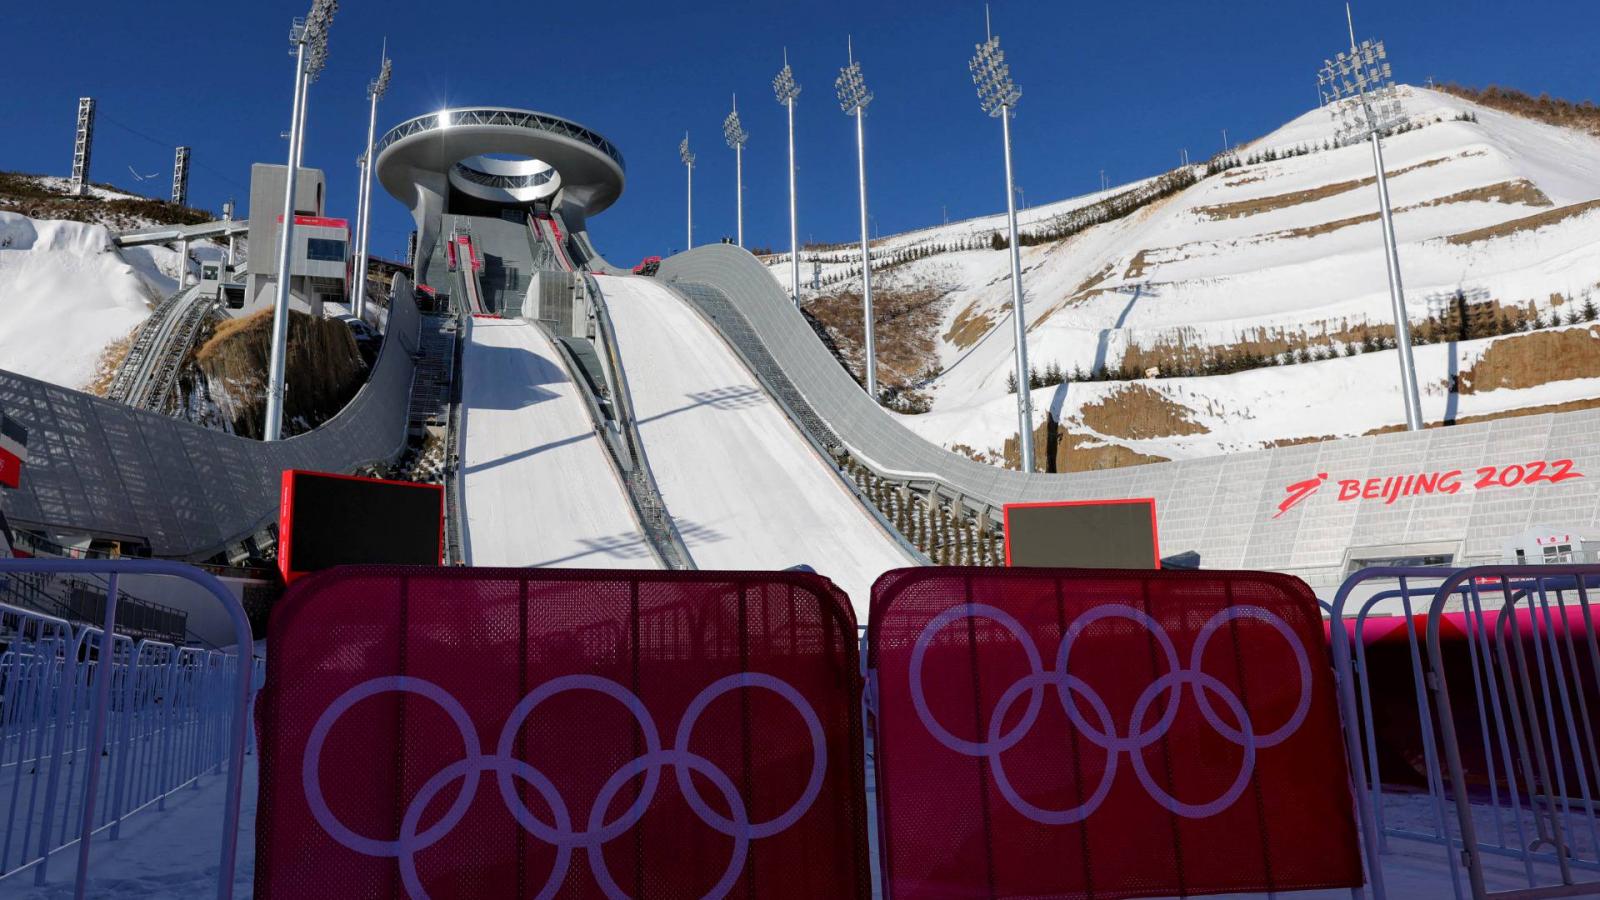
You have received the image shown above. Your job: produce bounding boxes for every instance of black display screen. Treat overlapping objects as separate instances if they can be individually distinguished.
[282,471,442,575]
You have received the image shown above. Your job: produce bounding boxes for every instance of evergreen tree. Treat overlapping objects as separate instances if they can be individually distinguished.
[1583,298,1598,322]
[1006,370,1017,394]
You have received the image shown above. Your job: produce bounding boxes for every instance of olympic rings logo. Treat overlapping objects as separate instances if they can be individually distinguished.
[303,672,826,900]
[908,603,1311,823]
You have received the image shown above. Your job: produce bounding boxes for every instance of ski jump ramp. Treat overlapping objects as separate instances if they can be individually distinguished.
[654,244,1600,593]
[599,274,914,602]
[458,316,652,568]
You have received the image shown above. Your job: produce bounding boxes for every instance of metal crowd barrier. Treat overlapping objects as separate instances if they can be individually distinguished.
[1331,563,1600,900]
[0,559,256,900]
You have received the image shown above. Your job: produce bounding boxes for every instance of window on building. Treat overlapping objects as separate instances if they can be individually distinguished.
[306,238,346,262]
[1347,552,1454,575]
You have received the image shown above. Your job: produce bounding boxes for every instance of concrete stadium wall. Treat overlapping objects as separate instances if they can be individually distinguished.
[657,244,1600,593]
[0,289,420,560]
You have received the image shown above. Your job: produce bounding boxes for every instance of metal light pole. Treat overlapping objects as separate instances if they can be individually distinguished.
[837,36,877,400]
[264,0,336,442]
[723,97,748,248]
[352,44,391,326]
[1318,5,1423,431]
[679,133,694,250]
[773,50,802,305]
[970,15,1034,472]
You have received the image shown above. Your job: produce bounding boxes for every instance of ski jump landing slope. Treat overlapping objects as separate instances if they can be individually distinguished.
[459,317,654,568]
[599,275,914,604]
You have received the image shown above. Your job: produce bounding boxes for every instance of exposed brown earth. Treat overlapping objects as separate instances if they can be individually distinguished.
[1366,395,1600,436]
[1123,249,1155,280]
[1079,384,1210,439]
[1225,179,1550,243]
[942,301,996,351]
[999,417,1171,472]
[1114,297,1548,377]
[1192,152,1474,221]
[0,171,213,229]
[1422,179,1553,209]
[1446,198,1600,245]
[1070,262,1118,297]
[85,329,137,396]
[1437,84,1600,138]
[1457,325,1600,393]
[195,308,366,438]
[807,284,950,395]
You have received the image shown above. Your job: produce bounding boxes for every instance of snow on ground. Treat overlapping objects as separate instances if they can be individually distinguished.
[0,212,173,389]
[600,274,915,609]
[772,86,1600,463]
[900,325,1600,461]
[458,316,652,568]
[0,749,1567,899]
[0,761,255,899]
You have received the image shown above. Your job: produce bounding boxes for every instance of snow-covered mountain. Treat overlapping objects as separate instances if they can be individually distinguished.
[771,86,1600,470]
[0,175,215,392]
[0,211,179,390]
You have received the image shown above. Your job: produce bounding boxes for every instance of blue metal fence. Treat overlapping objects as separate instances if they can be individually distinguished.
[0,559,256,900]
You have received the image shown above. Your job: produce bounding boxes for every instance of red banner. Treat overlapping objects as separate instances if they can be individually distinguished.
[0,448,20,490]
[256,567,871,899]
[867,567,1362,898]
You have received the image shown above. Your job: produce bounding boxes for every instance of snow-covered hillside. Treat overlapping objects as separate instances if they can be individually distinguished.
[0,211,181,390]
[772,86,1600,467]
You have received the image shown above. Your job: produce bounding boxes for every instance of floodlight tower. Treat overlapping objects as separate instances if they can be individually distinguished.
[969,12,1035,472]
[773,50,802,304]
[723,97,749,248]
[352,43,392,325]
[679,132,695,250]
[70,98,96,197]
[170,146,190,207]
[1318,4,1423,431]
[264,0,337,443]
[836,36,877,400]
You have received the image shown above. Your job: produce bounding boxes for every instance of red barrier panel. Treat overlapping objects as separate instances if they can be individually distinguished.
[867,567,1362,899]
[256,567,870,899]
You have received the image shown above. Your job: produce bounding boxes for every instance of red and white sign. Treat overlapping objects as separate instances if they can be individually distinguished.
[276,214,349,230]
[0,414,28,490]
[1273,458,1586,519]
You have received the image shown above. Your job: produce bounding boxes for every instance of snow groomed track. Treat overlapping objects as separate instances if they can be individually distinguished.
[598,274,914,604]
[458,317,654,568]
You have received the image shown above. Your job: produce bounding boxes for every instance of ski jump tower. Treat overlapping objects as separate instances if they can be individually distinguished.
[373,107,625,286]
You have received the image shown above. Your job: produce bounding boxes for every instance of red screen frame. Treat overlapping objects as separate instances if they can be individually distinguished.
[278,469,445,583]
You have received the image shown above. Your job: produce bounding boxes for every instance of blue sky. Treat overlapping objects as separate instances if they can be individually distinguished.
[3,1,1595,265]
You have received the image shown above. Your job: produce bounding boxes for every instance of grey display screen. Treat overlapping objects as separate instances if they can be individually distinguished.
[1004,500,1159,569]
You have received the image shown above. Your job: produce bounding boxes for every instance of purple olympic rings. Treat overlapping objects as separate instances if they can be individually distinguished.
[303,672,826,900]
[908,603,1312,822]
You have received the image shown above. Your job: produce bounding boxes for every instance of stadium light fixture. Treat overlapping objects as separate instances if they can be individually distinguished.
[265,0,338,442]
[969,7,1035,473]
[679,132,695,251]
[723,96,749,248]
[836,36,878,401]
[773,49,802,305]
[1317,2,1422,431]
[351,41,391,327]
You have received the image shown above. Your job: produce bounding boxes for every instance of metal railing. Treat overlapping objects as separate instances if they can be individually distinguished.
[1331,563,1600,900]
[0,560,255,900]
[374,107,625,173]
[584,276,693,569]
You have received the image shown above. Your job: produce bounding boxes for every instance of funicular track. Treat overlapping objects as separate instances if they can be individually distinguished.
[107,285,217,414]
